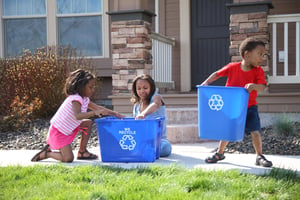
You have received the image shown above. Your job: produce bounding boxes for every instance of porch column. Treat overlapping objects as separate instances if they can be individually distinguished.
[107,10,155,112]
[227,1,273,72]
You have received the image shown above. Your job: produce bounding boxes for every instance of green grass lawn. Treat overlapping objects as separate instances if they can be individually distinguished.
[0,165,299,200]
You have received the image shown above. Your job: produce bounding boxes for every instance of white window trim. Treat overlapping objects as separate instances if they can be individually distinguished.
[2,15,46,19]
[54,0,108,58]
[267,14,300,84]
[0,1,3,57]
[103,0,109,58]
[0,0,109,58]
[1,0,47,57]
[47,0,56,46]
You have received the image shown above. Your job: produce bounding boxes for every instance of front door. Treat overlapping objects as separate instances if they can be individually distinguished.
[191,0,232,88]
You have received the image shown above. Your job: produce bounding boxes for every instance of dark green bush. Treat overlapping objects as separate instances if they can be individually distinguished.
[0,46,94,131]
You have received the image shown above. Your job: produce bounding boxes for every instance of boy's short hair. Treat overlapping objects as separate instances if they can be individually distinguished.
[239,37,265,58]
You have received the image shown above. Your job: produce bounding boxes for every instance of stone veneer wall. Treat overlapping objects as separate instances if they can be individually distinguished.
[227,1,273,75]
[110,19,153,95]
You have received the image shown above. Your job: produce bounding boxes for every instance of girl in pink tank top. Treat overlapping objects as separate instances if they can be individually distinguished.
[31,69,123,162]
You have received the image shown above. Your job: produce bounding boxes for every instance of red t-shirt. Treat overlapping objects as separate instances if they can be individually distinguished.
[217,62,266,107]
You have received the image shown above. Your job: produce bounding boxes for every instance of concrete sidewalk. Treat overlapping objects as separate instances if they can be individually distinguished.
[0,142,299,176]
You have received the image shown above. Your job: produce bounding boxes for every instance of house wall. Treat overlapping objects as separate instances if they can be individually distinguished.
[107,0,300,114]
[269,0,300,14]
[0,0,113,107]
[109,0,154,12]
[268,0,300,93]
[94,77,113,108]
[108,0,156,30]
[108,0,181,92]
[90,58,113,106]
[95,0,156,106]
[230,0,300,113]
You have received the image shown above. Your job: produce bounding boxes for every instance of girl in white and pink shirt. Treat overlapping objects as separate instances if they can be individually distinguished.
[31,69,123,162]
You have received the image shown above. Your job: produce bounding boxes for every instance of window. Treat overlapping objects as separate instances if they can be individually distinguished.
[2,0,46,57]
[1,0,104,57]
[57,0,103,56]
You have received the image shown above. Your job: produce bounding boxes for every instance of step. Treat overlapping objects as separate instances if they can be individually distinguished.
[166,107,198,125]
[167,124,202,143]
[110,93,198,114]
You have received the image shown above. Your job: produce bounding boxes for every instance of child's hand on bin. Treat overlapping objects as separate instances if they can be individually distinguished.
[114,112,125,119]
[135,113,145,119]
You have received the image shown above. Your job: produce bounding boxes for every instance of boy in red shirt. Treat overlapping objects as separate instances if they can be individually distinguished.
[201,37,272,167]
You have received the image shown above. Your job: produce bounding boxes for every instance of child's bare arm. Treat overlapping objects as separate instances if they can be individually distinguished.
[88,101,124,118]
[72,101,100,120]
[136,95,163,119]
[245,83,266,93]
[201,72,220,85]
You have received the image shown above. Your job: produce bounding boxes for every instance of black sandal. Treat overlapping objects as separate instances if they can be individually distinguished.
[256,155,273,167]
[77,150,98,160]
[31,144,51,162]
[205,152,225,163]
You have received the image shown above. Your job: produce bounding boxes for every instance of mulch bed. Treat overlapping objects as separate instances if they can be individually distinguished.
[225,122,300,155]
[0,119,299,155]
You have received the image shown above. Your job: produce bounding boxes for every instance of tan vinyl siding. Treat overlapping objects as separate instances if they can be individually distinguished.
[257,92,300,112]
[269,0,300,15]
[269,84,300,93]
[93,58,113,77]
[158,0,166,35]
[93,77,113,106]
[164,0,180,91]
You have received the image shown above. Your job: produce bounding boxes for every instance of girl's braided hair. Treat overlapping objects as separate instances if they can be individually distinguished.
[64,69,95,96]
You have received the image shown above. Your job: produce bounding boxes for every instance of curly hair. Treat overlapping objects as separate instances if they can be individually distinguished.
[131,74,156,104]
[239,37,265,58]
[64,69,95,96]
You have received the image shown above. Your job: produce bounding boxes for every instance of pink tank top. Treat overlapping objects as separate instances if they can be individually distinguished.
[50,94,90,136]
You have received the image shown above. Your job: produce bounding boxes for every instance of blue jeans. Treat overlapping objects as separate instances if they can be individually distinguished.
[160,138,172,157]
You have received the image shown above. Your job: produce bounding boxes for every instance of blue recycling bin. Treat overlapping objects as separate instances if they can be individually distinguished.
[95,117,164,162]
[197,86,249,141]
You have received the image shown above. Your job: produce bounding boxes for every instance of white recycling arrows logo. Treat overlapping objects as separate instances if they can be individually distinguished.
[119,128,136,151]
[208,94,224,111]
[119,135,136,151]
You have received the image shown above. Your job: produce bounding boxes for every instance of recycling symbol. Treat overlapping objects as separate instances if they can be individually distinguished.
[208,94,224,111]
[119,135,136,151]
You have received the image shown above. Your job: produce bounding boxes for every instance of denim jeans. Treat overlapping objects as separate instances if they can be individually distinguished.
[160,138,172,157]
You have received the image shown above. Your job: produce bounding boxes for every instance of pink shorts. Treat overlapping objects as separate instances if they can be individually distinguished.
[47,125,79,150]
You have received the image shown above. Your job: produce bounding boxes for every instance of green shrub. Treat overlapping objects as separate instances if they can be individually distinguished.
[274,114,296,137]
[0,46,94,131]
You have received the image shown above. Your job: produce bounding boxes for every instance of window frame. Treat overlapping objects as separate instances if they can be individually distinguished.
[0,0,109,58]
[1,0,47,57]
